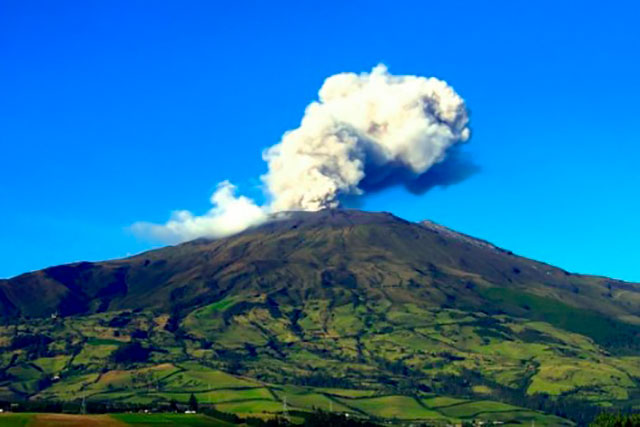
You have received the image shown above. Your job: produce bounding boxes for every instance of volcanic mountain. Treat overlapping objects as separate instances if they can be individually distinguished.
[2,210,639,335]
[1,209,639,423]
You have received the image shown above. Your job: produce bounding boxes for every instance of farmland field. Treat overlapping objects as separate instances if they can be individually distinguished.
[1,300,621,425]
[337,395,446,420]
[0,413,236,426]
[4,265,640,427]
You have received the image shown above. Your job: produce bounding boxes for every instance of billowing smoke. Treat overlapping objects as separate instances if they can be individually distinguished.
[131,181,267,243]
[132,65,470,243]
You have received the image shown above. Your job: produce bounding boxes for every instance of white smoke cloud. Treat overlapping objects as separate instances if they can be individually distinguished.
[133,65,470,243]
[264,64,469,211]
[131,181,267,244]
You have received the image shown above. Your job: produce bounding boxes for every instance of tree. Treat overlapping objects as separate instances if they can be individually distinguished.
[110,342,150,365]
[188,393,198,412]
[590,413,640,426]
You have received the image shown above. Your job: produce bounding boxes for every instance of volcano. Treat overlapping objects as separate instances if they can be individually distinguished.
[1,210,639,424]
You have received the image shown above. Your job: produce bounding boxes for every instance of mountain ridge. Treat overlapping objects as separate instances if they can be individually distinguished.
[1,209,638,329]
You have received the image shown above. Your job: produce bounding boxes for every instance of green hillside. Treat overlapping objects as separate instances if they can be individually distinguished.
[0,209,639,424]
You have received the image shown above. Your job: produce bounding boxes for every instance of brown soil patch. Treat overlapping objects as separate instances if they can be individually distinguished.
[30,413,126,427]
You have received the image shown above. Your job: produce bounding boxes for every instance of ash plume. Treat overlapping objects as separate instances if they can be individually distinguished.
[132,65,472,243]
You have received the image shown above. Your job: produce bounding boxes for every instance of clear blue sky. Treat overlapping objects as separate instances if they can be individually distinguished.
[1,1,639,281]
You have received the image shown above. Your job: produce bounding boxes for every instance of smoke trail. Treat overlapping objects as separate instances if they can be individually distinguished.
[131,181,267,243]
[132,65,471,243]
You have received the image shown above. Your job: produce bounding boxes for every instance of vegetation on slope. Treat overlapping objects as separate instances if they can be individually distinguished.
[0,210,639,424]
[0,297,634,424]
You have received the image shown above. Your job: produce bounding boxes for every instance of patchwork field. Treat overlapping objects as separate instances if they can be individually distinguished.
[2,293,639,424]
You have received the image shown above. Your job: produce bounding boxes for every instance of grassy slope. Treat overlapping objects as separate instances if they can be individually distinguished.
[1,298,633,424]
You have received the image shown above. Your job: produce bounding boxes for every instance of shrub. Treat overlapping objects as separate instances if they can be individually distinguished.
[110,342,150,364]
